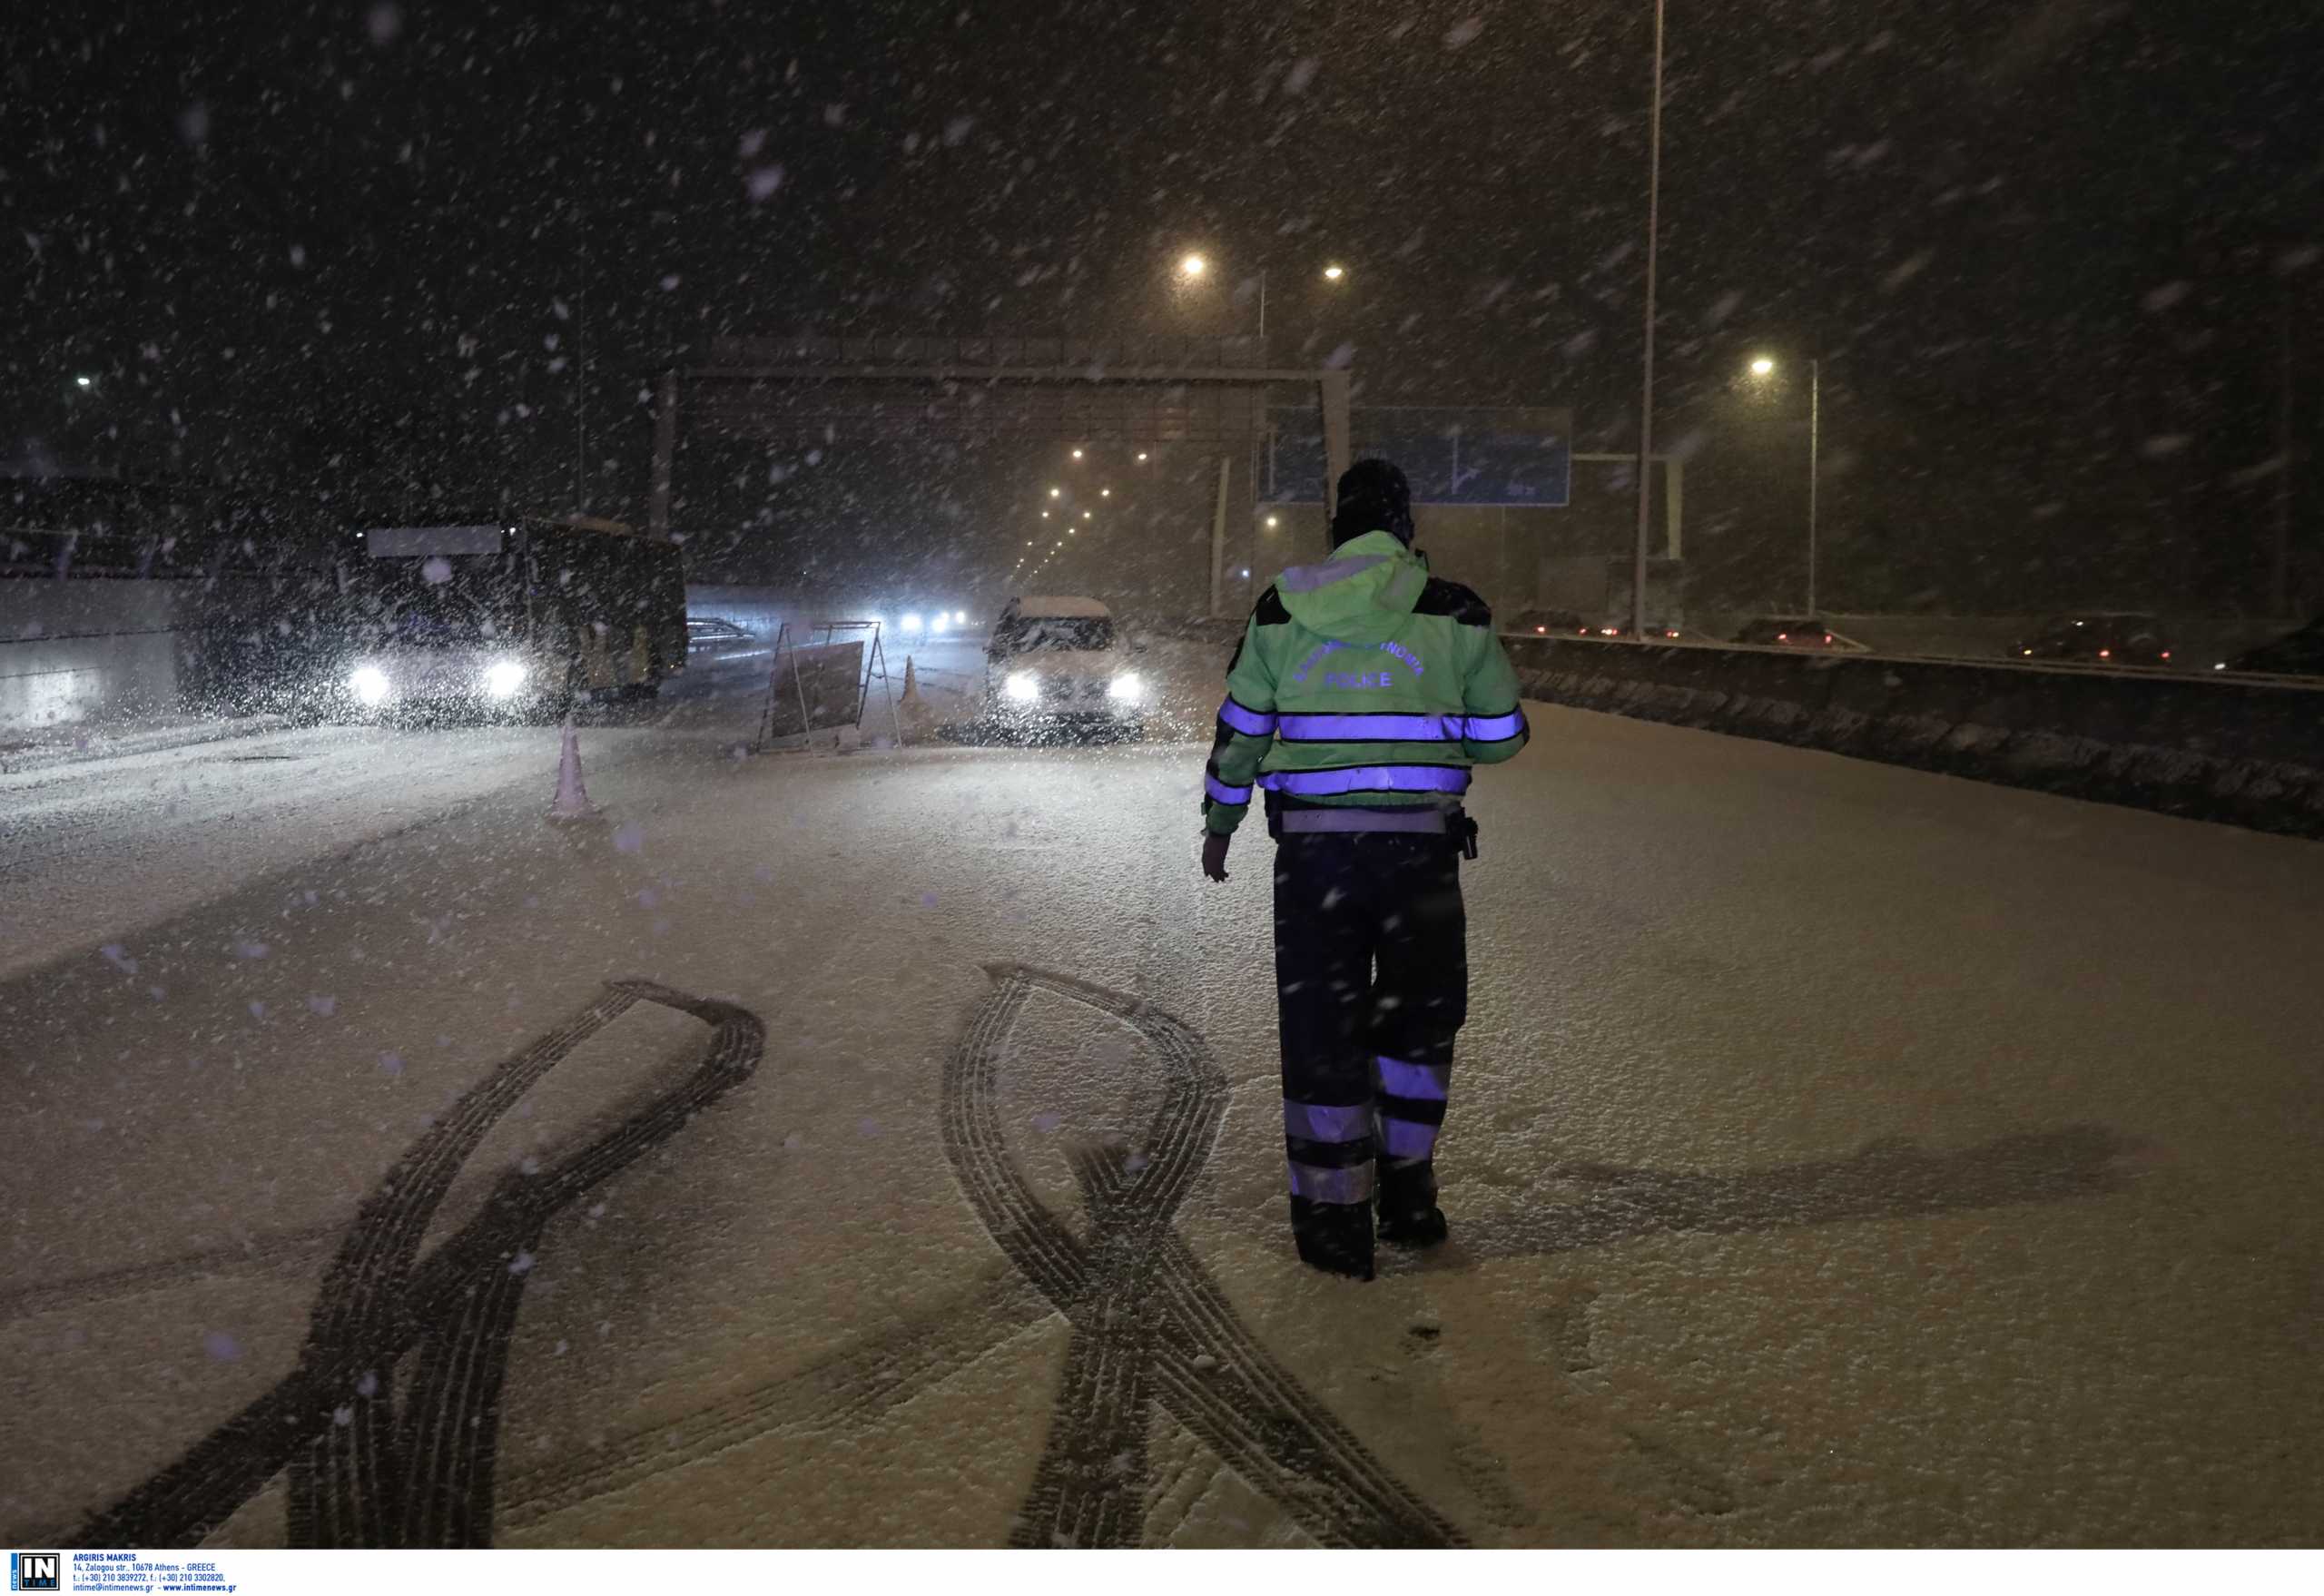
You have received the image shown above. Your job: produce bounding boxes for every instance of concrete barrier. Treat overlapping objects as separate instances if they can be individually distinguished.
[1,580,190,734]
[1504,635,2324,838]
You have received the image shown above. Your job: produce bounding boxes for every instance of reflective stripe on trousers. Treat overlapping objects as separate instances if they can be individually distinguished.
[1284,1098,1377,1206]
[1374,1054,1449,1162]
[1286,1159,1375,1204]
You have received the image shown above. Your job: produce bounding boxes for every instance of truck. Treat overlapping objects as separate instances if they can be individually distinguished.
[320,515,685,721]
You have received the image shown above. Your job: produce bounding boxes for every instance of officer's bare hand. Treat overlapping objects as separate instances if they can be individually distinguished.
[1200,832,1232,882]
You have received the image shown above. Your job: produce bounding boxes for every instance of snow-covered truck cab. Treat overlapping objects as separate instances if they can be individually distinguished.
[983,595,1147,737]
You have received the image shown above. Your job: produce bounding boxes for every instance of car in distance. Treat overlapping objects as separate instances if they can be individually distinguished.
[983,596,1147,738]
[1731,616,1871,650]
[2014,613,2171,667]
[1506,607,1590,637]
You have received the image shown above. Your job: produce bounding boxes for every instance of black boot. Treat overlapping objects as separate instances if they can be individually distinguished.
[1290,1197,1374,1281]
[1376,1158,1449,1248]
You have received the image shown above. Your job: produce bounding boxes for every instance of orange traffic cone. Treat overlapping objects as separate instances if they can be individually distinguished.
[895,655,935,744]
[548,716,596,821]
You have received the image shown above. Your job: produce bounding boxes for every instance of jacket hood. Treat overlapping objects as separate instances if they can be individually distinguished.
[1275,529,1428,644]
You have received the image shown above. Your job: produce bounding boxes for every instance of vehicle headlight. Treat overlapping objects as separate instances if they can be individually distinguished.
[1003,671,1039,703]
[483,659,528,699]
[350,665,390,706]
[1108,673,1145,703]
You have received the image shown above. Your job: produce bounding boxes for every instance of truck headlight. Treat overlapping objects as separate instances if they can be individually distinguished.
[1003,671,1039,703]
[483,659,528,699]
[1107,673,1144,703]
[350,665,391,706]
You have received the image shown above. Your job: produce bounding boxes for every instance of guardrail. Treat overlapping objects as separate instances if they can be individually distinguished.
[1503,634,2324,839]
[704,333,1272,370]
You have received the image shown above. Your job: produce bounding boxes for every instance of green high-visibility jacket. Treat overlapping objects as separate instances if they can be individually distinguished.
[1201,529,1531,835]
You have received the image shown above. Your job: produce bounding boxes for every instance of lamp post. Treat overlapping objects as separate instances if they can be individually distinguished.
[1630,0,1667,642]
[1807,356,1820,616]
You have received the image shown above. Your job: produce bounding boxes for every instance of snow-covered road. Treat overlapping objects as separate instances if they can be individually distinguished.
[3,672,2320,1547]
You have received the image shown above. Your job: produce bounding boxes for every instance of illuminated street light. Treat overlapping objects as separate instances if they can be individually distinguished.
[1040,509,1049,517]
[1323,263,1346,281]
[1100,488,1111,498]
[1748,355,1777,378]
[1081,510,1092,519]
[74,374,94,389]
[1049,487,1061,498]
[1070,447,1084,459]
[1179,252,1207,279]
[1265,515,1280,528]
[1136,451,1148,462]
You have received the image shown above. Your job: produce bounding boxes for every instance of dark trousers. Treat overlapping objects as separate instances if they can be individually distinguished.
[1273,831,1468,1235]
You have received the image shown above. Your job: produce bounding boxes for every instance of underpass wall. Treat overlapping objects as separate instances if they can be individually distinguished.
[1,580,190,735]
[1504,636,2324,839]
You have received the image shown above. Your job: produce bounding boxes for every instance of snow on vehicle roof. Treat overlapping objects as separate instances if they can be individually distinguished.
[1013,596,1112,618]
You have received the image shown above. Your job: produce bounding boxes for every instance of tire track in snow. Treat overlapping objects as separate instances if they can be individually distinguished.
[74,980,764,1550]
[943,963,1464,1550]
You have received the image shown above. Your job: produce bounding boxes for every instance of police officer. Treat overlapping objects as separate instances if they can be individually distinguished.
[1199,458,1530,1280]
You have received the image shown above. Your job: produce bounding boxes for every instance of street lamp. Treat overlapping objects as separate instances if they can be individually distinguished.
[1743,354,1823,615]
[74,374,94,389]
[1178,251,1345,342]
[1630,0,1668,643]
[1070,447,1084,459]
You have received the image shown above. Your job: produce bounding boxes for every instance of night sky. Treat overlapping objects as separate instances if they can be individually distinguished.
[6,0,2320,610]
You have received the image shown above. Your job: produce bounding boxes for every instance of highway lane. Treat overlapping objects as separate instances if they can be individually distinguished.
[3,679,2320,1547]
